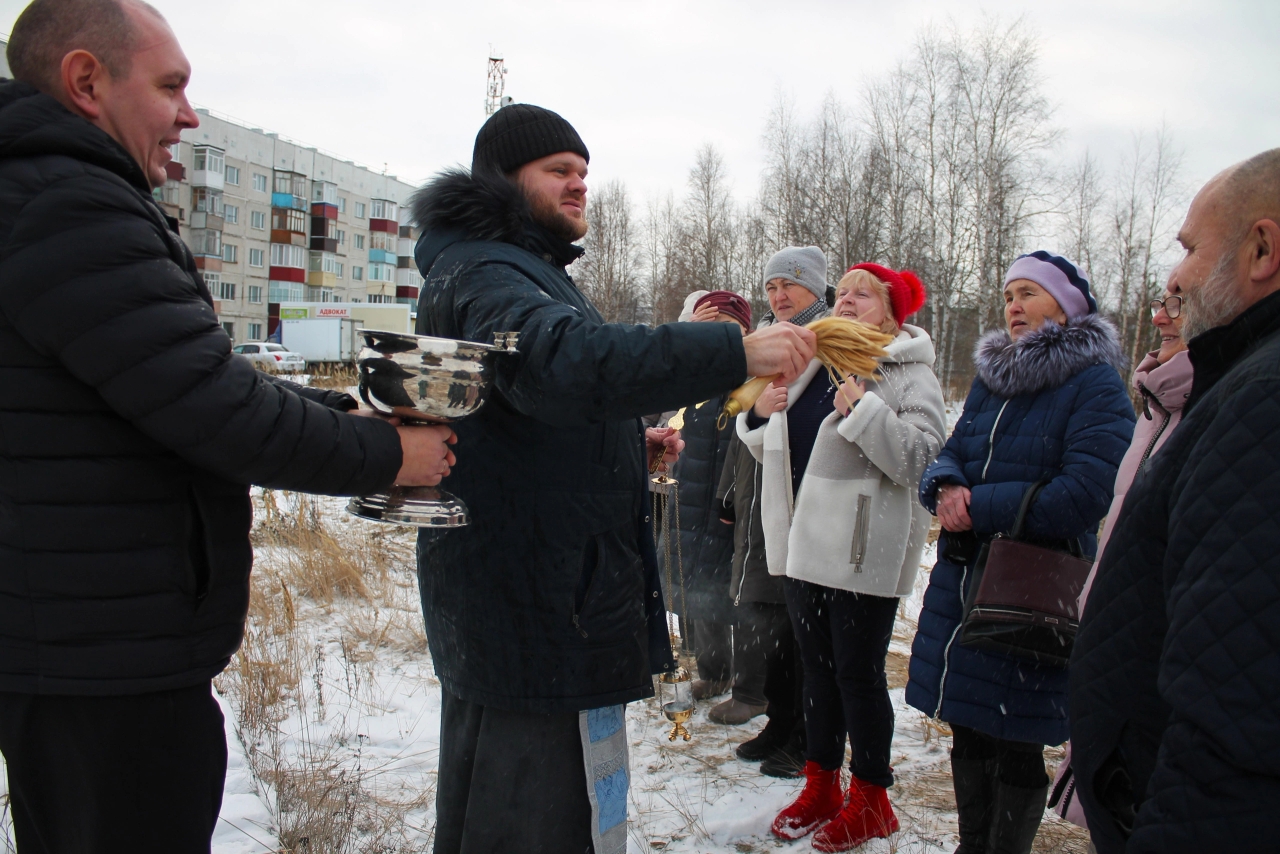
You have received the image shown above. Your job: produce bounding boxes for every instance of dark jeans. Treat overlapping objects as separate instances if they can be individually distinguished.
[690,619,732,684]
[785,577,898,787]
[950,723,1049,789]
[435,687,594,854]
[733,601,799,716]
[0,682,227,854]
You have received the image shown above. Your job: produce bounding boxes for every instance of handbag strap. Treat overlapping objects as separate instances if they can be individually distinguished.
[1009,479,1050,541]
[1009,478,1085,558]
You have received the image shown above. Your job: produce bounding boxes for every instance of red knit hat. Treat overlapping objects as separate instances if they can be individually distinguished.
[694,290,753,331]
[846,263,926,327]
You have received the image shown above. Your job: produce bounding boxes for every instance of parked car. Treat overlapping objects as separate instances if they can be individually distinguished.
[232,342,306,373]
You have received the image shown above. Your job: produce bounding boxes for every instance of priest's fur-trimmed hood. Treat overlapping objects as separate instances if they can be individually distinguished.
[410,168,583,273]
[974,314,1126,398]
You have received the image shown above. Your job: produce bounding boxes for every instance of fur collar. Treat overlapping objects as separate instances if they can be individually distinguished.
[974,314,1125,398]
[410,168,582,267]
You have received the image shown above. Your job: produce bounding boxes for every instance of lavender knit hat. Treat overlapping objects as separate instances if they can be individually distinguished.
[1004,251,1097,320]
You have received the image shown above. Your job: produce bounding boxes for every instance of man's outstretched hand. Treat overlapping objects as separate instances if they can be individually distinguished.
[742,324,817,384]
[395,424,458,486]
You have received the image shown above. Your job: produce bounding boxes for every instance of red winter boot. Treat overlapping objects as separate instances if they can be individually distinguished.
[811,775,899,852]
[770,761,844,840]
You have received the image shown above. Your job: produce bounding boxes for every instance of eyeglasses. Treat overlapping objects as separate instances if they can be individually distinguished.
[1150,295,1183,319]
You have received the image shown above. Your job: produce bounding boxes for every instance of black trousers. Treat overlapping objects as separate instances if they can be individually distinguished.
[689,619,732,684]
[733,601,800,716]
[0,682,227,854]
[950,723,1049,788]
[785,577,898,787]
[435,688,594,854]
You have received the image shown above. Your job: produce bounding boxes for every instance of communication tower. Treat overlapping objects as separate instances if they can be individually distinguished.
[485,52,512,116]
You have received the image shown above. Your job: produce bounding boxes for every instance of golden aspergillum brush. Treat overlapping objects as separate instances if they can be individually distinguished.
[718,316,894,429]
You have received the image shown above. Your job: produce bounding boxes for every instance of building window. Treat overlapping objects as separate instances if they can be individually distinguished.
[193,146,224,175]
[354,202,366,219]
[204,272,220,293]
[222,321,235,339]
[223,204,239,224]
[248,248,264,268]
[309,251,340,274]
[268,281,304,302]
[218,280,236,300]
[370,230,396,251]
[311,182,338,205]
[225,165,240,185]
[250,210,266,230]
[248,322,262,340]
[335,262,344,279]
[336,229,345,245]
[192,187,223,215]
[270,243,307,268]
[222,244,238,264]
[352,266,363,281]
[370,199,397,220]
[367,262,395,282]
[189,228,221,257]
[272,208,307,233]
[354,234,365,249]
[252,173,268,193]
[338,197,347,214]
[247,285,263,303]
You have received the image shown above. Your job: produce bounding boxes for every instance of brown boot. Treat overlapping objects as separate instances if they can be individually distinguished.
[708,697,768,725]
[691,679,730,701]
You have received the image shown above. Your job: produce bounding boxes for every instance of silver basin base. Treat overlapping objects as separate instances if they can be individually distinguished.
[346,487,470,528]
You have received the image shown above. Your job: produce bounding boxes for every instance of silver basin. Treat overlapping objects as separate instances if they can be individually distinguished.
[347,329,517,528]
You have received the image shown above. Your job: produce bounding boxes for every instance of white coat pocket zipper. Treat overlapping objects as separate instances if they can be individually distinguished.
[850,494,871,572]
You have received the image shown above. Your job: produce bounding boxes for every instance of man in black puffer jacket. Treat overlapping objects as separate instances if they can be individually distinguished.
[1071,148,1280,852]
[0,2,453,850]
[413,104,816,854]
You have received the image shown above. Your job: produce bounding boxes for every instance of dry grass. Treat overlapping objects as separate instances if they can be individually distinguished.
[217,489,432,853]
[307,365,360,390]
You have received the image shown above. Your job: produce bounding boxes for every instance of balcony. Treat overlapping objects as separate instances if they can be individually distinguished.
[272,192,308,211]
[189,211,225,230]
[368,248,396,265]
[269,266,306,283]
[188,227,222,258]
[268,280,305,303]
[192,146,225,189]
[369,218,397,234]
[312,181,339,207]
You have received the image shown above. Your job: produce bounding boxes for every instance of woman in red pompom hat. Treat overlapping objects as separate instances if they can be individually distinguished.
[749,263,945,850]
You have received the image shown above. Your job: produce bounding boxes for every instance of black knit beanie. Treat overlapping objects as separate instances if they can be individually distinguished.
[471,104,590,176]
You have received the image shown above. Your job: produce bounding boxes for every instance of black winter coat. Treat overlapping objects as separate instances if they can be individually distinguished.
[668,393,735,623]
[0,83,403,695]
[716,432,781,605]
[1071,289,1280,852]
[411,170,748,714]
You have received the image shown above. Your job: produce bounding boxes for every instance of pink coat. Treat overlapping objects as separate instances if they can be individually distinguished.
[1079,348,1194,609]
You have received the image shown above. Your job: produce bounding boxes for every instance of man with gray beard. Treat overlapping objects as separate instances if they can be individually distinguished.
[1069,148,1280,853]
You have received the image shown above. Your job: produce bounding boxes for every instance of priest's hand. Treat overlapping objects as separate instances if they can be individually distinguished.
[743,324,816,384]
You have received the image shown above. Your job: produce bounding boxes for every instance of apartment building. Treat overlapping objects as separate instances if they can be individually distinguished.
[155,109,425,343]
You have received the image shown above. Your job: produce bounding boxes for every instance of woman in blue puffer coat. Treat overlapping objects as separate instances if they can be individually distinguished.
[906,251,1135,854]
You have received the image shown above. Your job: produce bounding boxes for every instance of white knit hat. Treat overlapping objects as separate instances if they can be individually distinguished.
[677,290,709,322]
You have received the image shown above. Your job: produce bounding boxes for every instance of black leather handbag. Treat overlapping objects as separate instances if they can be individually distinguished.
[958,481,1093,667]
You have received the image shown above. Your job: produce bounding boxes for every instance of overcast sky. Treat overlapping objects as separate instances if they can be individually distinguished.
[3,0,1277,207]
